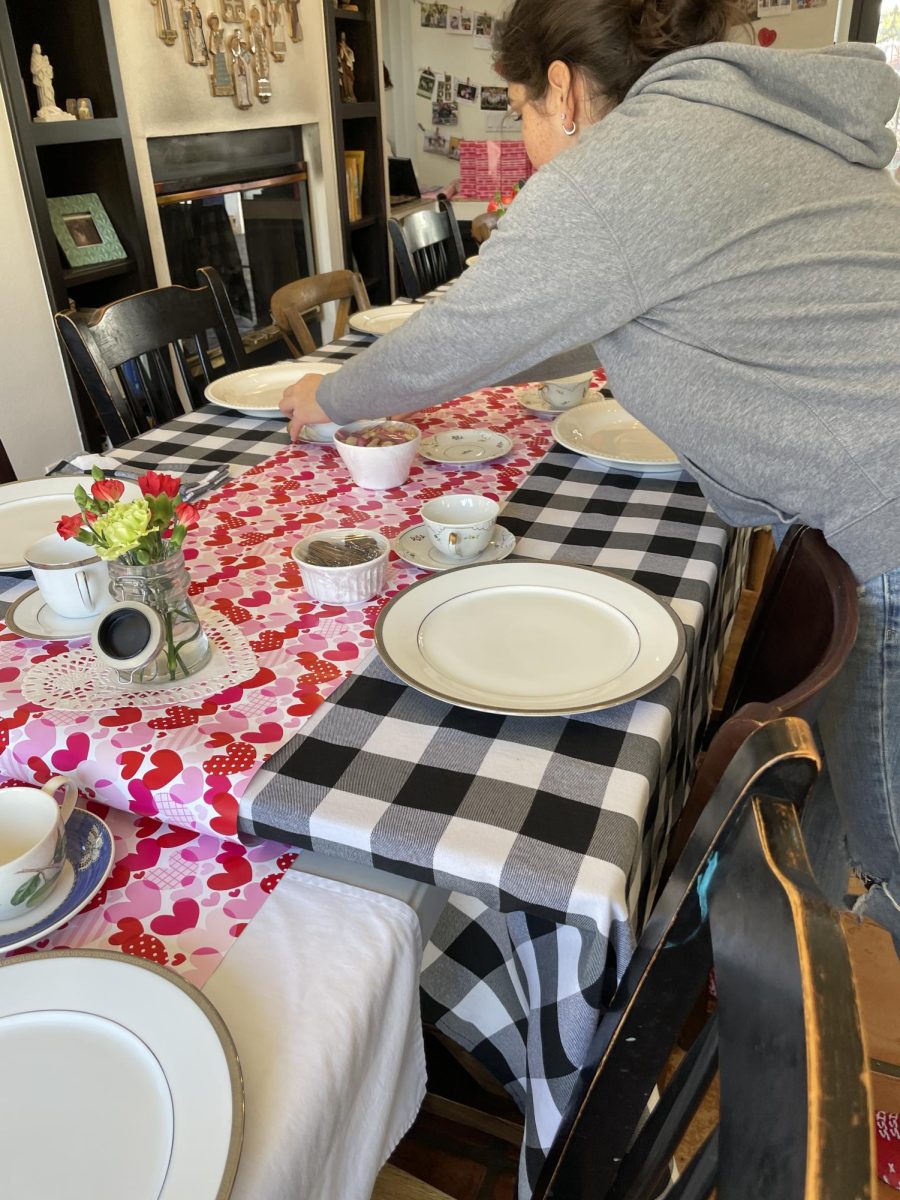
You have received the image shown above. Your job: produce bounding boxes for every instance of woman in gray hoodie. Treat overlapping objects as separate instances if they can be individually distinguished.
[281,0,900,946]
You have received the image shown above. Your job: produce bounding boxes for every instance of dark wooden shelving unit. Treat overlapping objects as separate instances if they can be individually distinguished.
[324,0,390,304]
[0,0,155,446]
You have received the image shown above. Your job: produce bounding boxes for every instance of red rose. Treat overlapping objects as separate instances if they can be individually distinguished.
[91,478,125,504]
[56,513,84,540]
[174,502,199,530]
[138,471,180,498]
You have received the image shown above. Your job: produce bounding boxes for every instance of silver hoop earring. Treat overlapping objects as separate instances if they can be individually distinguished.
[562,113,577,137]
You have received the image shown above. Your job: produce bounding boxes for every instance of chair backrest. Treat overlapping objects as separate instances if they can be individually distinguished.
[662,526,859,880]
[471,211,499,246]
[270,269,370,358]
[534,716,873,1200]
[389,198,465,299]
[55,266,247,447]
[723,525,859,724]
[0,439,14,484]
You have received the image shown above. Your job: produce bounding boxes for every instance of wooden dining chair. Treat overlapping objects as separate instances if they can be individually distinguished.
[389,199,466,299]
[55,266,247,447]
[533,715,874,1200]
[270,269,371,358]
[471,211,500,246]
[662,525,858,878]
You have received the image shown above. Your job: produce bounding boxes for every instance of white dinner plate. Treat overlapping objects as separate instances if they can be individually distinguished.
[375,561,685,716]
[0,477,141,573]
[0,950,243,1200]
[204,360,343,417]
[394,524,516,572]
[4,586,110,641]
[348,305,422,337]
[418,429,513,464]
[552,401,680,471]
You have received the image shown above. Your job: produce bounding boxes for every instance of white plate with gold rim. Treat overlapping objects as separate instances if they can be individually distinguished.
[204,360,343,418]
[0,477,141,573]
[348,304,422,337]
[4,587,109,641]
[375,560,685,716]
[0,950,243,1200]
[394,524,516,572]
[418,429,513,464]
[552,401,679,471]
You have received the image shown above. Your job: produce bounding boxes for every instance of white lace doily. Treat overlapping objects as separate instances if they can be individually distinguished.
[22,608,259,711]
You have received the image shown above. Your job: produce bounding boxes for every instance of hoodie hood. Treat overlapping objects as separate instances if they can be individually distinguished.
[626,42,900,169]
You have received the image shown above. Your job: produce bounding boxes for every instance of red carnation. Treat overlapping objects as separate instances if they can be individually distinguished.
[138,470,180,498]
[56,513,84,540]
[91,478,125,504]
[174,502,199,530]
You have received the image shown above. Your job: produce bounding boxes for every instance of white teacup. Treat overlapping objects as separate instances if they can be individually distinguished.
[420,493,499,560]
[24,534,110,620]
[0,776,77,922]
[539,371,594,411]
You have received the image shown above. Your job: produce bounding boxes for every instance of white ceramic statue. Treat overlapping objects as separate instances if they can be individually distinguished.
[31,44,76,123]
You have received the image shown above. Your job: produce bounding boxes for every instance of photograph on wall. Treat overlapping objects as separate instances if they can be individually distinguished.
[794,0,826,8]
[421,3,449,28]
[756,0,791,15]
[448,135,461,160]
[432,100,459,125]
[473,12,494,49]
[434,73,456,103]
[417,68,437,98]
[456,79,478,103]
[485,108,522,133]
[480,84,509,111]
[423,127,450,155]
[447,7,474,33]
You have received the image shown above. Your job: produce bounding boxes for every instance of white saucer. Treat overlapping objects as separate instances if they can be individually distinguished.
[393,525,516,572]
[4,588,105,641]
[418,429,514,464]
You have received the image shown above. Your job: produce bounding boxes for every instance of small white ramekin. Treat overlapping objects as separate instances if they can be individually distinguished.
[291,528,390,604]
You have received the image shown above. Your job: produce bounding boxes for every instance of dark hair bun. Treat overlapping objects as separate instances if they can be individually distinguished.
[495,0,750,105]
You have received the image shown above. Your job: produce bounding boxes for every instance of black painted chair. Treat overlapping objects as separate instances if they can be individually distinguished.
[663,526,858,880]
[55,266,247,446]
[0,439,14,484]
[534,715,874,1200]
[388,199,466,299]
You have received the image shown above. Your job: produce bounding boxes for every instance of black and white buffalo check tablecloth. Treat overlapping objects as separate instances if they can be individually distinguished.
[242,450,749,1197]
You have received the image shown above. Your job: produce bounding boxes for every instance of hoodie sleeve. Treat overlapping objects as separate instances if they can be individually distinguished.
[316,161,645,423]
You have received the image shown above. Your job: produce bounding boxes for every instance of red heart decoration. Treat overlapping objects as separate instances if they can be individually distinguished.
[151,898,200,935]
[758,26,776,45]
[208,852,253,891]
[51,732,91,772]
[142,750,184,792]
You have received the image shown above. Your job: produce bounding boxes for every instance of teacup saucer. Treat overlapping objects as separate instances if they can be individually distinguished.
[393,525,516,572]
[4,588,104,641]
[418,429,513,464]
[0,808,113,954]
[297,422,340,445]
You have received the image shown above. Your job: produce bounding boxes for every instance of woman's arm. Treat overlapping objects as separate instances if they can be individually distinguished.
[311,163,644,424]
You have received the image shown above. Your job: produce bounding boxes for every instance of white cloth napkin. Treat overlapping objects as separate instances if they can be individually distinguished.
[204,870,427,1200]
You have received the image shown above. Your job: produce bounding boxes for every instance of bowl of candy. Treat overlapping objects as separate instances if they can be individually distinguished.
[291,528,390,603]
[333,420,421,490]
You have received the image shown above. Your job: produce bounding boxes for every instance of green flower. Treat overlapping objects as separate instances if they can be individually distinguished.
[92,498,153,560]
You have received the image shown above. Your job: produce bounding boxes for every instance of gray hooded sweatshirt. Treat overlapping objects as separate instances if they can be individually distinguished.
[317,42,900,583]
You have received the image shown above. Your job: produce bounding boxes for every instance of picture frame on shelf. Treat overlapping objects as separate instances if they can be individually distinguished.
[47,193,127,269]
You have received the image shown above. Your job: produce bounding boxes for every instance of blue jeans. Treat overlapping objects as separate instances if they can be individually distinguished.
[802,568,900,953]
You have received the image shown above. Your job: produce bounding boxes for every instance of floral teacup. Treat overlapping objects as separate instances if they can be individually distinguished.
[420,493,499,560]
[0,776,77,922]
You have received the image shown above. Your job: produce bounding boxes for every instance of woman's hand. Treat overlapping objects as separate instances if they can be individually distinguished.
[280,374,331,442]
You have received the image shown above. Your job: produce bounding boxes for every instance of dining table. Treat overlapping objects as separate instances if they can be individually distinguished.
[0,296,748,1198]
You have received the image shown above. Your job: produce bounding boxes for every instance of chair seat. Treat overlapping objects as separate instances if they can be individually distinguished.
[371,1165,456,1200]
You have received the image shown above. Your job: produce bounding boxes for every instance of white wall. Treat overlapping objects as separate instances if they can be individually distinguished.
[0,106,82,476]
[108,0,344,289]
[382,0,515,190]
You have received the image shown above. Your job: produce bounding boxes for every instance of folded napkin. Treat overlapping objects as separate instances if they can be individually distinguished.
[47,456,230,501]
